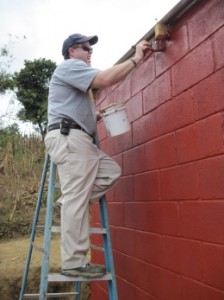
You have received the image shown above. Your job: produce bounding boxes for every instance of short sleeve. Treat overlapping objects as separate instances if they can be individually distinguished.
[61,59,99,92]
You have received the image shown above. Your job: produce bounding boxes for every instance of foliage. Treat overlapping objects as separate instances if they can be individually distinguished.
[0,130,62,239]
[0,70,14,93]
[0,132,45,238]
[0,123,20,149]
[0,45,14,93]
[14,58,56,140]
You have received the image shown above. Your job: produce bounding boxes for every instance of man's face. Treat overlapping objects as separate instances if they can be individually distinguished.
[70,42,93,66]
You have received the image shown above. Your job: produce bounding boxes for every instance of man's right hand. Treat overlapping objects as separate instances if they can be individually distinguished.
[134,40,151,63]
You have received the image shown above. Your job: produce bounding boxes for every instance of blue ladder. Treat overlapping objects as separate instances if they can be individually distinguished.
[19,153,118,300]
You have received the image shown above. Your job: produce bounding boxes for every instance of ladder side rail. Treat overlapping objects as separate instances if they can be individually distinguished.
[94,133,119,300]
[19,154,50,300]
[99,197,118,300]
[39,160,57,300]
[75,281,81,300]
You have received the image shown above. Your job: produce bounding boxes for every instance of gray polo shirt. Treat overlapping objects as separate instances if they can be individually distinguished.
[47,59,100,136]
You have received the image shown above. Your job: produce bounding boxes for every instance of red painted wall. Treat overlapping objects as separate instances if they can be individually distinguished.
[91,0,224,298]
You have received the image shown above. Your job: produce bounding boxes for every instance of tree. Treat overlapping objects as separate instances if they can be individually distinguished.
[0,35,30,94]
[0,123,20,150]
[14,58,56,140]
[0,45,14,93]
[0,69,14,93]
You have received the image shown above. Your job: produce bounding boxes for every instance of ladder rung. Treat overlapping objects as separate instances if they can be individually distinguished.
[24,292,78,298]
[52,226,107,234]
[36,225,45,229]
[90,227,107,234]
[52,226,61,233]
[48,273,112,282]
[90,244,104,251]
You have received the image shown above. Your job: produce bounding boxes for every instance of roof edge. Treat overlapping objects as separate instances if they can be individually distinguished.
[115,0,203,65]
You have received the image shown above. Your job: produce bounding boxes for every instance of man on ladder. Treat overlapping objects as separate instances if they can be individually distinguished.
[44,33,149,278]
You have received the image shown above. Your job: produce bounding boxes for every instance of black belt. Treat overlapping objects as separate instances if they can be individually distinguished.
[48,122,82,131]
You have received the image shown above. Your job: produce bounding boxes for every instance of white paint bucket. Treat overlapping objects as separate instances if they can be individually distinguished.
[100,103,131,137]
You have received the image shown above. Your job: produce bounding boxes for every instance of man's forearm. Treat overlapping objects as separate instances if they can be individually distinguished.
[91,40,150,89]
[91,58,138,88]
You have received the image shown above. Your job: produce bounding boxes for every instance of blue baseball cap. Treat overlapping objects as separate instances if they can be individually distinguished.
[62,33,98,57]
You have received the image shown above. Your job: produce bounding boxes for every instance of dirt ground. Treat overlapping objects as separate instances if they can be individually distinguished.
[0,235,90,300]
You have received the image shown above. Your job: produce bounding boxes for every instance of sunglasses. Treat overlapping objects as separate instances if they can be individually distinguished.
[72,45,93,52]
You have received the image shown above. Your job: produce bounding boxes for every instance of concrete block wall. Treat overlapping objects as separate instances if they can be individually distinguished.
[91,0,224,298]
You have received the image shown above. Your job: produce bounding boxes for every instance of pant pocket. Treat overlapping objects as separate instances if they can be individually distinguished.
[44,132,68,164]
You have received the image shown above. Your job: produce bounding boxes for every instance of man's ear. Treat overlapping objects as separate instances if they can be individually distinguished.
[68,47,75,58]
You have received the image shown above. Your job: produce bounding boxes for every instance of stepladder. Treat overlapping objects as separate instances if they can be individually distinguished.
[19,153,119,300]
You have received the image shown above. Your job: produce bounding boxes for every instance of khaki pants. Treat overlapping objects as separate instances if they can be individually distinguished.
[44,129,121,269]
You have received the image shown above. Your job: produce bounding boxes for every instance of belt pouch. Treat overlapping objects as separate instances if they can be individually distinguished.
[60,118,71,135]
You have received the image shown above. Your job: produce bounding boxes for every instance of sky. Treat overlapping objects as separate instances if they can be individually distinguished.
[0,0,180,134]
